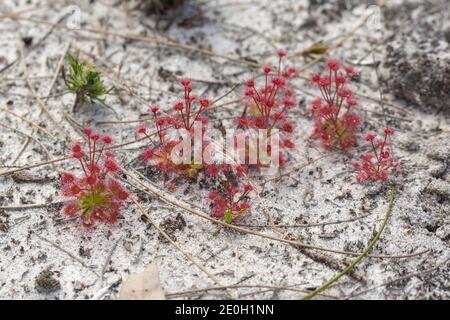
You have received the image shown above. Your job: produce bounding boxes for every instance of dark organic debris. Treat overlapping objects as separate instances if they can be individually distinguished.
[159,213,186,242]
[35,270,61,294]
[136,0,185,15]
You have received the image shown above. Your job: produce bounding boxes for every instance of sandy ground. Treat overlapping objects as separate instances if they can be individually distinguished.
[0,0,449,300]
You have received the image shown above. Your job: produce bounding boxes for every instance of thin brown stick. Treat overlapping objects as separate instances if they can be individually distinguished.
[100,236,122,287]
[18,40,72,141]
[33,232,99,277]
[295,83,413,117]
[12,16,260,68]
[0,133,151,176]
[125,168,427,260]
[79,48,241,114]
[96,117,152,126]
[213,83,240,104]
[0,122,52,161]
[294,14,372,72]
[344,260,449,299]
[250,179,366,282]
[10,139,30,166]
[95,98,241,126]
[357,92,412,115]
[11,42,70,165]
[0,107,56,138]
[236,212,372,229]
[131,197,235,299]
[166,284,338,299]
[0,200,66,210]
[0,156,67,176]
[0,4,47,20]
[263,151,341,184]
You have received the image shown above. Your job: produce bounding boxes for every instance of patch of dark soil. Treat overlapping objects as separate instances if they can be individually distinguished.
[308,0,370,21]
[418,179,450,233]
[35,270,61,294]
[383,49,450,115]
[0,210,9,233]
[382,1,450,115]
[136,0,185,15]
[0,221,8,233]
[412,263,450,299]
[159,213,186,242]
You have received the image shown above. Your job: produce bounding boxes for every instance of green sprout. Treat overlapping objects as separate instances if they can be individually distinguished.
[63,53,114,111]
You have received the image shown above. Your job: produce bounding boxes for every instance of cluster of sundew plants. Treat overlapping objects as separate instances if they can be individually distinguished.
[60,52,398,227]
[136,79,253,223]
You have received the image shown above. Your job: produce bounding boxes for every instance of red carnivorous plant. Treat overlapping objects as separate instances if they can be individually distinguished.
[137,80,214,189]
[208,182,253,223]
[61,128,129,227]
[309,59,362,149]
[352,128,399,182]
[237,50,297,167]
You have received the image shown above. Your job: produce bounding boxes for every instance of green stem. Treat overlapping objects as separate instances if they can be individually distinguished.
[301,187,396,300]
